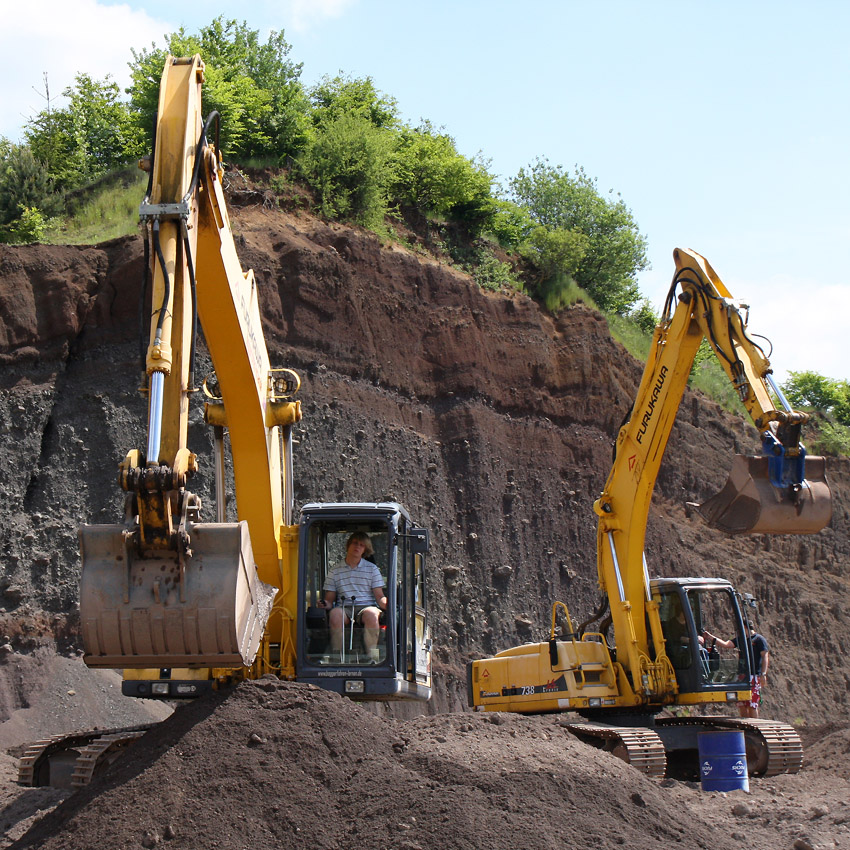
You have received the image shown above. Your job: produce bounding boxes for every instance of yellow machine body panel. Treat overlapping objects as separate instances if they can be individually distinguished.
[469,638,629,714]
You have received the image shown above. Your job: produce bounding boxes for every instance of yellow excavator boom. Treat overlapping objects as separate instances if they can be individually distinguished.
[79,55,300,674]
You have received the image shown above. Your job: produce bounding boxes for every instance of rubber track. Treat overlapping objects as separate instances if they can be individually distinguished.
[17,725,157,788]
[560,721,667,778]
[656,716,804,776]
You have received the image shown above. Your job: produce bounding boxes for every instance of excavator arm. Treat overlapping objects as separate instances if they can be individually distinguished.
[593,247,831,701]
[79,55,301,675]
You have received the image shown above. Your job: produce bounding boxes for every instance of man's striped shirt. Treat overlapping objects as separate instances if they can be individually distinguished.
[323,559,384,607]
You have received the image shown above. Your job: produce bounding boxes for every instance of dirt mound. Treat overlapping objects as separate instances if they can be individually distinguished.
[12,678,850,850]
[803,725,850,779]
[0,649,171,753]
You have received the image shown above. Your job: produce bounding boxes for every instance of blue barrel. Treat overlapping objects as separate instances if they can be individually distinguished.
[698,730,749,792]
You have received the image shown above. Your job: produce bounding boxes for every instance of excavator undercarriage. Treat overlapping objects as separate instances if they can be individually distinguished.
[17,725,156,790]
[561,715,803,779]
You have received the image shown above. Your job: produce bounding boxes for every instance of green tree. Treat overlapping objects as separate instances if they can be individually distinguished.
[483,198,535,250]
[0,144,58,227]
[128,17,308,161]
[296,74,402,228]
[390,122,493,226]
[26,74,143,189]
[510,158,648,313]
[0,137,12,164]
[783,370,850,426]
[520,225,589,284]
[627,297,659,334]
[300,112,395,228]
[309,74,399,130]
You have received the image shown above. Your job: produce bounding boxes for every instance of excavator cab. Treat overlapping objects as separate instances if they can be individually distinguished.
[655,578,752,700]
[295,502,432,701]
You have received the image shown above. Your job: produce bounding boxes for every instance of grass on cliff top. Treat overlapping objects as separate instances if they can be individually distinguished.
[45,172,147,245]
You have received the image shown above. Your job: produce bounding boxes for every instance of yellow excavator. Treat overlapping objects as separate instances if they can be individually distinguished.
[468,248,832,777]
[18,56,431,789]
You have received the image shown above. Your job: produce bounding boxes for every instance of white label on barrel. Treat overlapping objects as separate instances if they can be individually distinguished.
[701,760,712,776]
[732,759,746,776]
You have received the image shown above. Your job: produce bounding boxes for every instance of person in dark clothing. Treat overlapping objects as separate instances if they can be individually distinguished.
[703,627,769,717]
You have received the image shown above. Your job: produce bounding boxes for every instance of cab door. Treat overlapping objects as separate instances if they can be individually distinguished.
[396,523,431,689]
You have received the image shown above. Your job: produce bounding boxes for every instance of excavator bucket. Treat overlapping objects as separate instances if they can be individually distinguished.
[79,520,276,669]
[693,455,832,535]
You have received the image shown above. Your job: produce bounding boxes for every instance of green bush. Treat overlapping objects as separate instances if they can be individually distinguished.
[299,112,394,228]
[783,370,850,426]
[467,249,523,293]
[390,122,494,237]
[810,419,850,457]
[1,205,47,244]
[0,145,59,226]
[520,226,589,287]
[510,158,648,314]
[129,17,309,162]
[540,274,590,313]
[627,298,658,334]
[482,198,534,250]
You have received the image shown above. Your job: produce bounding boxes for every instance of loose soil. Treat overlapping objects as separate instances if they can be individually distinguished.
[1,175,848,848]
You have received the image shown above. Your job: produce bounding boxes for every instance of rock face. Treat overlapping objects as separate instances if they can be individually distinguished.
[1,201,849,726]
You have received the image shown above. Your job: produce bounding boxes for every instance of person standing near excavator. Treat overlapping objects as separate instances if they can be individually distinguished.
[703,627,769,718]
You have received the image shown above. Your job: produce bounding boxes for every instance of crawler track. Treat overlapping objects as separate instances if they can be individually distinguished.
[656,715,804,776]
[560,720,668,777]
[70,730,149,787]
[17,725,156,789]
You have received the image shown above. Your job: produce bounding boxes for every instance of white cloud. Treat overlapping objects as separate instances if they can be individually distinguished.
[286,0,358,33]
[741,275,850,384]
[0,0,170,141]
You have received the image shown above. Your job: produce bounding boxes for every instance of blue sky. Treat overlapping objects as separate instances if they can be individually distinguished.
[1,0,848,384]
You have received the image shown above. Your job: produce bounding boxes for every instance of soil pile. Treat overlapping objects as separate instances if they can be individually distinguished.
[9,679,850,850]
